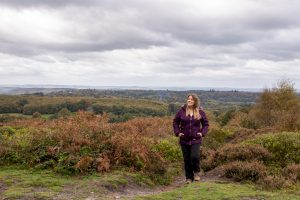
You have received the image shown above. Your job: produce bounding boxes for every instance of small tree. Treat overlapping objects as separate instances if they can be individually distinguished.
[252,80,299,130]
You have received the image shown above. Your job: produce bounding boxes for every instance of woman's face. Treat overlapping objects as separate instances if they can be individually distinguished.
[187,96,195,107]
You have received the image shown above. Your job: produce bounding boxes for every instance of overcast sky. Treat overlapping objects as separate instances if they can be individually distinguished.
[0,0,299,89]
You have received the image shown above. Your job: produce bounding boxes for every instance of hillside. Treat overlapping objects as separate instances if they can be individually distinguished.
[0,81,299,199]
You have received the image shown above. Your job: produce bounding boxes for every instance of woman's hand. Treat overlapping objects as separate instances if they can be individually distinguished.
[197,132,202,137]
[178,133,184,137]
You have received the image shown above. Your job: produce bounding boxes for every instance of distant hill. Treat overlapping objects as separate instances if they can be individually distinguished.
[0,87,71,95]
[0,84,266,95]
[0,85,298,112]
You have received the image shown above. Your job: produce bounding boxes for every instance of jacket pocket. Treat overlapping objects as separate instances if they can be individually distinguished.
[192,128,201,139]
[180,133,189,141]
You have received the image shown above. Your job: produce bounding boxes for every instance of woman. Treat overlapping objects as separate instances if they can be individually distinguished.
[173,93,209,183]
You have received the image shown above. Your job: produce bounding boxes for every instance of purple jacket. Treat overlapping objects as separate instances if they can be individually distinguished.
[173,104,209,145]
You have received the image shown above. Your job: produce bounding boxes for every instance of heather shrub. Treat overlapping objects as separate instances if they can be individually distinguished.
[245,132,300,166]
[223,161,267,182]
[201,143,271,171]
[282,164,300,182]
[202,128,233,150]
[257,175,290,190]
[201,147,217,171]
[217,143,272,164]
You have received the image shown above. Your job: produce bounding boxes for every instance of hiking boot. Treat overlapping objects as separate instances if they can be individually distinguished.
[185,179,192,184]
[194,172,200,181]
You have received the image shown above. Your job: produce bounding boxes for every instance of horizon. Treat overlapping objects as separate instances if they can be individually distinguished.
[1,84,300,93]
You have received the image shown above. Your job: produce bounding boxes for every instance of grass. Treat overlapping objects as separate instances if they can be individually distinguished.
[134,181,300,200]
[0,166,72,199]
[0,166,156,199]
[1,167,300,200]
[41,114,54,119]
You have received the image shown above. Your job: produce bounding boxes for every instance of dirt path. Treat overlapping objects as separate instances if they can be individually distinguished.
[111,175,186,200]
[53,167,227,200]
[107,167,227,200]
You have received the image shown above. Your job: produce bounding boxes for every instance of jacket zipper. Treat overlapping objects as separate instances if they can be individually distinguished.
[189,115,192,145]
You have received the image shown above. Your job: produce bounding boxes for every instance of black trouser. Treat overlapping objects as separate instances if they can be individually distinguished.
[181,143,201,180]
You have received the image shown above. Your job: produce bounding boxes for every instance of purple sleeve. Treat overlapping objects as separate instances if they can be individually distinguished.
[200,111,209,136]
[173,110,181,136]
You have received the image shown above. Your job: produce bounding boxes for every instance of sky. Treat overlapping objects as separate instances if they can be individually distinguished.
[0,0,299,89]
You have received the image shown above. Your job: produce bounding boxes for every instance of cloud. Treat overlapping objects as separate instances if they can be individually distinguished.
[0,0,299,88]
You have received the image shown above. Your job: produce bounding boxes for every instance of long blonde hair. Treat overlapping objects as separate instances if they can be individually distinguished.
[185,93,201,119]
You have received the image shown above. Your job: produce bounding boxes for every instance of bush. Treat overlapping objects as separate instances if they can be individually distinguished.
[223,161,267,182]
[217,143,272,164]
[217,109,236,126]
[245,132,300,166]
[0,114,26,123]
[257,175,290,190]
[282,164,300,182]
[202,128,233,150]
[57,108,71,119]
[255,80,299,129]
[201,143,271,171]
[0,112,177,184]
[151,139,181,162]
[32,112,42,119]
[227,80,300,131]
[0,126,16,136]
[201,148,217,171]
[228,128,257,143]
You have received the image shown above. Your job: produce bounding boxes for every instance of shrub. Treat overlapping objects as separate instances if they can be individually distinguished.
[75,156,94,172]
[217,109,236,126]
[245,132,300,166]
[201,148,217,171]
[227,80,300,131]
[240,112,260,129]
[32,112,42,118]
[201,143,271,171]
[228,128,256,143]
[223,161,267,182]
[57,108,71,119]
[217,143,272,164]
[282,164,300,182]
[0,112,180,184]
[257,175,290,190]
[0,126,16,136]
[0,114,27,123]
[151,139,181,162]
[202,128,233,150]
[254,80,299,129]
